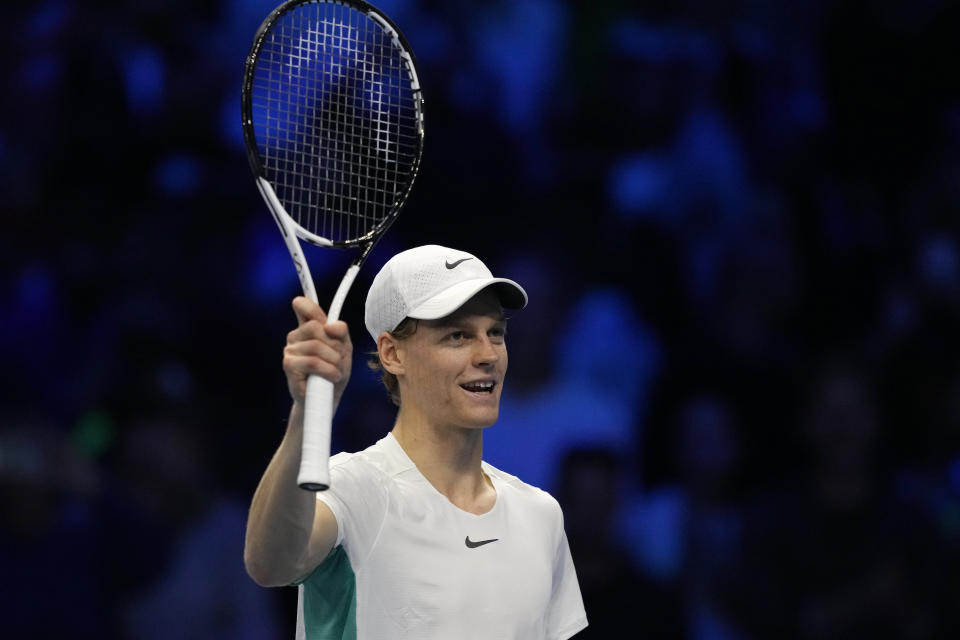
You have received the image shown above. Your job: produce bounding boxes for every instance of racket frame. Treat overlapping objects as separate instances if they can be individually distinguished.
[241,0,424,490]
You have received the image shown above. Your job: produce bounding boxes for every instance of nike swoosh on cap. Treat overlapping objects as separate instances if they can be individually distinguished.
[445,257,473,269]
[464,536,498,548]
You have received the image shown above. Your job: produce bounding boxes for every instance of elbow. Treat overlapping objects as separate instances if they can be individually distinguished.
[244,546,295,588]
[244,551,276,587]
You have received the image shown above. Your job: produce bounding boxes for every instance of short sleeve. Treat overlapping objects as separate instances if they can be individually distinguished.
[316,452,389,569]
[547,510,588,640]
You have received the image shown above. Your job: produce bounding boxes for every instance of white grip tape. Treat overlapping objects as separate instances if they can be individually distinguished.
[296,264,361,491]
[298,375,334,490]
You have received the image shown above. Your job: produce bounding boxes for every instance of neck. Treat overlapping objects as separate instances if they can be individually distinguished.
[391,408,494,513]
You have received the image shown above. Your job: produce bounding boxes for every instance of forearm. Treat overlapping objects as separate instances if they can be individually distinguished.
[244,402,317,586]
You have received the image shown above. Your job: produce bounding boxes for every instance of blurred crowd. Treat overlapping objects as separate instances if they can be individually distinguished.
[2,0,960,637]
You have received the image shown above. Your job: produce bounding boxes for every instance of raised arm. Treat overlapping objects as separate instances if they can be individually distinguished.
[244,297,352,587]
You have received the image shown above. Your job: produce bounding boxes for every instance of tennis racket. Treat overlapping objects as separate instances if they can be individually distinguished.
[242,0,424,490]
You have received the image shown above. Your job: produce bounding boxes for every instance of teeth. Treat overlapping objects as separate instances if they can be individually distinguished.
[462,381,494,392]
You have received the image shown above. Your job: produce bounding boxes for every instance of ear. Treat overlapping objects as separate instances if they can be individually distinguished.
[377,332,405,375]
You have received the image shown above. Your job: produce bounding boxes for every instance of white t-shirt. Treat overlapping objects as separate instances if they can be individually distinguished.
[295,432,587,640]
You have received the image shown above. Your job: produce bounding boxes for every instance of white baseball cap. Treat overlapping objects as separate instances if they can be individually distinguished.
[364,245,528,342]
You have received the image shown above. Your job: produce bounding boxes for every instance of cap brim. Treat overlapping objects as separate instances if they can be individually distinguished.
[407,278,528,320]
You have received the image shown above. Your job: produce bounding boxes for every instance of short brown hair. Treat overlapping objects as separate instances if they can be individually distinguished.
[366,317,419,406]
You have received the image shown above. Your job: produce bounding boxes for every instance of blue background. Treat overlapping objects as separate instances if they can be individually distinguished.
[2,0,960,637]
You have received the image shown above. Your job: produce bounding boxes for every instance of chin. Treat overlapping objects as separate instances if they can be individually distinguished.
[461,410,500,429]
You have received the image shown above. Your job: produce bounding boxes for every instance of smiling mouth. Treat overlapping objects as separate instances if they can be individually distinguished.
[460,381,496,394]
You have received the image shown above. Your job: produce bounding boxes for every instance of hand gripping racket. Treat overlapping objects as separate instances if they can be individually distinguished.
[242,0,424,490]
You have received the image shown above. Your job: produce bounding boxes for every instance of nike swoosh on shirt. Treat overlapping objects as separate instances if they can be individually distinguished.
[445,257,473,269]
[465,536,499,548]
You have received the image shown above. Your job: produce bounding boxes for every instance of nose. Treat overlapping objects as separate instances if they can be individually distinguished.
[473,335,501,368]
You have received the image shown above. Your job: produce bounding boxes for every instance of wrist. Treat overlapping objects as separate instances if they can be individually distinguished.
[287,401,306,432]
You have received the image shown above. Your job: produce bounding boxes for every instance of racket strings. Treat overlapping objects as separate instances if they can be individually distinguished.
[252,1,420,243]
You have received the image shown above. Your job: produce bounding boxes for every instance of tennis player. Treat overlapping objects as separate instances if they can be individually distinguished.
[245,245,588,639]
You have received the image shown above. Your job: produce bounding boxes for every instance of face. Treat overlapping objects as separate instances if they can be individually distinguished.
[391,289,509,430]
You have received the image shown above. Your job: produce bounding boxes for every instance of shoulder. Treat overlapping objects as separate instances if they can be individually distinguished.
[484,462,564,521]
[330,436,397,477]
[323,440,394,502]
[319,438,399,550]
[326,435,415,498]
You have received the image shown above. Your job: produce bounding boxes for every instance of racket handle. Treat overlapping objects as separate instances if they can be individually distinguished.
[298,374,334,491]
[295,264,360,491]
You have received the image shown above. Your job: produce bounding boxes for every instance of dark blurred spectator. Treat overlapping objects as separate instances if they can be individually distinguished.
[893,365,960,636]
[623,393,750,640]
[676,395,751,640]
[556,447,685,639]
[0,412,105,638]
[741,357,943,638]
[484,288,661,492]
[99,413,281,639]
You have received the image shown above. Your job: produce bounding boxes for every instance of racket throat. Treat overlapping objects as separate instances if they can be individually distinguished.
[257,177,319,303]
[327,265,360,322]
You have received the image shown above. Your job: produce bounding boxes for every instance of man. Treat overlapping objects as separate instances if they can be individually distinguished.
[245,245,587,640]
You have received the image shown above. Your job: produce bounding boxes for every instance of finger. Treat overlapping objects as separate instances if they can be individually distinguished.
[292,296,327,327]
[287,321,344,348]
[288,318,352,346]
[322,320,351,341]
[284,339,343,364]
[283,353,345,383]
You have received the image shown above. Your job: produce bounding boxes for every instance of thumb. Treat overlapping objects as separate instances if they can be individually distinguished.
[292,296,327,327]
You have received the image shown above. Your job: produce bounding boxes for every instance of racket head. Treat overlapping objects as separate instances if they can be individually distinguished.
[241,0,424,248]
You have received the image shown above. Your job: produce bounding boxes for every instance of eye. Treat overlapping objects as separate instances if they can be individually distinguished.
[447,330,466,342]
[489,326,506,341]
